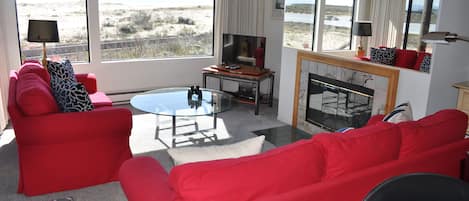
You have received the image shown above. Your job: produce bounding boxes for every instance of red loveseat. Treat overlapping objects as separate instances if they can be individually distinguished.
[7,62,133,196]
[119,109,469,201]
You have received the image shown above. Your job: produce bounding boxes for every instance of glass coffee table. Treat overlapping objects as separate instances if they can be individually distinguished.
[131,87,233,147]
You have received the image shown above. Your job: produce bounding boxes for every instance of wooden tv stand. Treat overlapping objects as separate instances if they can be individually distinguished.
[202,64,275,115]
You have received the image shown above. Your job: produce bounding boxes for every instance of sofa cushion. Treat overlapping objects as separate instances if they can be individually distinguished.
[168,136,265,166]
[314,122,401,180]
[18,63,51,83]
[169,139,324,201]
[397,109,467,158]
[370,47,396,65]
[52,79,94,112]
[16,73,59,116]
[395,49,417,68]
[89,92,112,108]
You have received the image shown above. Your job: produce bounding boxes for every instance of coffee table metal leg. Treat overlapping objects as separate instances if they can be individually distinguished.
[269,74,274,107]
[194,116,199,132]
[213,113,217,129]
[203,73,207,88]
[255,80,261,115]
[172,116,176,136]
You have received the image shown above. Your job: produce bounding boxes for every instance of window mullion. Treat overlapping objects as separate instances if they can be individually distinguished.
[86,0,101,64]
[403,0,413,50]
[314,0,325,52]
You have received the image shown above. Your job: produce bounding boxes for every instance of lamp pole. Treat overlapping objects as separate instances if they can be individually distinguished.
[42,42,48,70]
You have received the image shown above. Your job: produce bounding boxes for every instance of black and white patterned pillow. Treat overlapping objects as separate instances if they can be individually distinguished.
[51,79,94,112]
[420,54,431,73]
[383,102,413,123]
[370,47,396,65]
[47,59,77,82]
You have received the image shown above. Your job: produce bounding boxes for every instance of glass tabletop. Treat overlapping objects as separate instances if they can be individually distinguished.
[130,87,233,117]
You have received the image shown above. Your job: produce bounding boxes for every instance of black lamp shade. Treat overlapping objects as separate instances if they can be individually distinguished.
[352,21,372,36]
[27,20,59,42]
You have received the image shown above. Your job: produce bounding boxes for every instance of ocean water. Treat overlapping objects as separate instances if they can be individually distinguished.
[285,13,436,34]
[285,0,439,9]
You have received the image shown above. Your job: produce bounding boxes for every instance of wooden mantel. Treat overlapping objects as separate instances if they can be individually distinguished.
[292,51,400,128]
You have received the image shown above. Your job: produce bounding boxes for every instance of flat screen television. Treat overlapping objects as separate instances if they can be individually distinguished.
[222,33,266,68]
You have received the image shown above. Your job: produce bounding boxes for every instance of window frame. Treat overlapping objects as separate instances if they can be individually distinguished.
[283,0,357,52]
[15,0,91,64]
[402,0,413,50]
[401,0,438,51]
[283,0,318,51]
[15,0,216,64]
[319,0,356,51]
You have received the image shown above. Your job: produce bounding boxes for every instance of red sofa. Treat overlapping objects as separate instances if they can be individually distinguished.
[7,62,133,196]
[357,47,431,71]
[119,109,469,201]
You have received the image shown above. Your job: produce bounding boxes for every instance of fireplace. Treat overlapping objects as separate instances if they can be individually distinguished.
[306,73,374,131]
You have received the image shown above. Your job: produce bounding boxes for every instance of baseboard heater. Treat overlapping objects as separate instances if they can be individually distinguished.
[106,90,149,105]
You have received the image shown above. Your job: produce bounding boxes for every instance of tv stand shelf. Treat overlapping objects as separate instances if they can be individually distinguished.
[202,65,275,115]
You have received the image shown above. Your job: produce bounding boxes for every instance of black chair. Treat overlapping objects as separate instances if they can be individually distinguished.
[363,173,469,201]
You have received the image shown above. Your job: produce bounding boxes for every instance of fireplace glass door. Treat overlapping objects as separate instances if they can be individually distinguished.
[306,73,374,131]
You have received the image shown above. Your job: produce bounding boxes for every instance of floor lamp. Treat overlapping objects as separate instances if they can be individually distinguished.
[352,21,372,57]
[422,32,469,44]
[27,20,59,70]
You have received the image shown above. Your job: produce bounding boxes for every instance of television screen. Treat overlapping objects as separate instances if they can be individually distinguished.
[222,34,266,68]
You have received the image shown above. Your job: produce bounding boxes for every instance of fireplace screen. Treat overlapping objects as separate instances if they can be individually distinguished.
[306,73,374,131]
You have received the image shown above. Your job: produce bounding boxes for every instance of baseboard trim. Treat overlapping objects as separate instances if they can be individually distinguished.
[108,90,146,103]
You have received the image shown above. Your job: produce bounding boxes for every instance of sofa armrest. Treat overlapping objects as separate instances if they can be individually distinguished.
[75,73,97,94]
[120,157,175,201]
[13,107,132,145]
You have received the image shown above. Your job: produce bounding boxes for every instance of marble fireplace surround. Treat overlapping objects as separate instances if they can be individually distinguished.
[292,51,400,133]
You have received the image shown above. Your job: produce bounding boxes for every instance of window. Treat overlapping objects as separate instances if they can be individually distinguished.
[402,0,439,52]
[283,0,356,51]
[99,0,215,61]
[16,0,89,63]
[322,0,354,51]
[283,0,317,50]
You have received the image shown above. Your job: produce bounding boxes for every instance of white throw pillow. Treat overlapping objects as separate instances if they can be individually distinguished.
[383,102,413,123]
[167,135,265,166]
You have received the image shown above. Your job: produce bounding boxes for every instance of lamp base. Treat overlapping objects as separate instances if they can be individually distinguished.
[42,42,48,71]
[355,46,365,57]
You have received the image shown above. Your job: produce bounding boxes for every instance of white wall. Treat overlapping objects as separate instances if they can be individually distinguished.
[0,0,15,129]
[263,0,284,99]
[396,68,431,119]
[425,0,469,114]
[0,17,9,130]
[1,0,21,69]
[277,47,298,124]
